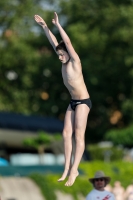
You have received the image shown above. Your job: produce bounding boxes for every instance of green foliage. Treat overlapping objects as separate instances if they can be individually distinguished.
[105,125,133,147]
[30,173,56,200]
[23,132,52,150]
[0,0,64,116]
[35,132,53,145]
[53,133,62,140]
[23,131,62,150]
[87,144,124,161]
[29,161,133,200]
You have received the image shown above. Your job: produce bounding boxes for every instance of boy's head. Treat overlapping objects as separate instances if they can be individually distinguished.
[56,40,68,53]
[56,41,70,64]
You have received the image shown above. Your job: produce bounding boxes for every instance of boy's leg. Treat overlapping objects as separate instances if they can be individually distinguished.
[58,105,74,181]
[65,104,90,186]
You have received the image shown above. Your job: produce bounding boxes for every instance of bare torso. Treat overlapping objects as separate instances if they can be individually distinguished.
[62,59,89,100]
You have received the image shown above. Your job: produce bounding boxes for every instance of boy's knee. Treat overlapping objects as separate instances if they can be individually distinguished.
[63,129,72,138]
[75,133,84,142]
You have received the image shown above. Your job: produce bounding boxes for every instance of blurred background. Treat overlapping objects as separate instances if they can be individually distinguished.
[0,0,133,200]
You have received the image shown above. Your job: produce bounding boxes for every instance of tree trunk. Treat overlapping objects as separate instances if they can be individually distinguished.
[38,145,45,165]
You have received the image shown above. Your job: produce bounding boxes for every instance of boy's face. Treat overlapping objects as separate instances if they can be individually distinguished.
[57,49,70,64]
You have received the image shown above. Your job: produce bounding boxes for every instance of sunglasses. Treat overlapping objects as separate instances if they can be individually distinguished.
[95,178,104,182]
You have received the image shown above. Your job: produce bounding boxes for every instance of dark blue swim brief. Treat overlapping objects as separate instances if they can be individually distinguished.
[70,98,92,111]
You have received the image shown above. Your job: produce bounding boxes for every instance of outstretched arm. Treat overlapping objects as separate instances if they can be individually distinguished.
[34,15,58,52]
[52,12,80,62]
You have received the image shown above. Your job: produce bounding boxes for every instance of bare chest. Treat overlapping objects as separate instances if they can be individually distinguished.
[62,67,73,81]
[61,63,81,82]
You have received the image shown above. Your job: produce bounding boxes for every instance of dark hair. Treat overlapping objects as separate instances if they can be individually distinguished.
[56,40,68,53]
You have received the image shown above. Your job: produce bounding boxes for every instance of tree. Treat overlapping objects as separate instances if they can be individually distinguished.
[23,131,62,164]
[0,0,64,116]
[105,125,133,148]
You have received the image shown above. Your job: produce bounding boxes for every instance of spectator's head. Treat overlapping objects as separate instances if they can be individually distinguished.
[89,171,111,191]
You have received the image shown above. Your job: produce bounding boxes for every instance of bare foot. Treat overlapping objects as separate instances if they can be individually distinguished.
[65,171,79,186]
[58,169,69,182]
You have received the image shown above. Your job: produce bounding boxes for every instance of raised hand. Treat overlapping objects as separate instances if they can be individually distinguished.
[52,12,59,26]
[34,15,47,27]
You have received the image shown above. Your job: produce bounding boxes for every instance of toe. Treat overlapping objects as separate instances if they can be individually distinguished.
[65,181,69,186]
